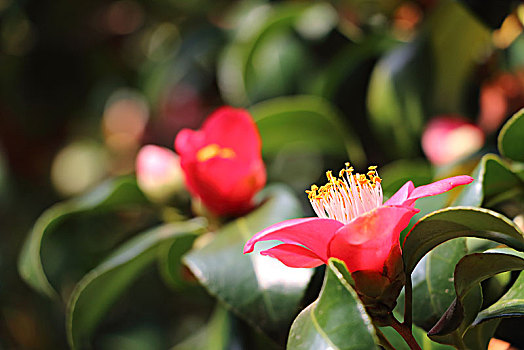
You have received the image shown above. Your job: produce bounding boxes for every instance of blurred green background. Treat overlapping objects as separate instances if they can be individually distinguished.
[1,0,524,348]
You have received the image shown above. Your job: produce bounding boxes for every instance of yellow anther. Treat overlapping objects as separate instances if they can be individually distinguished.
[196,144,236,162]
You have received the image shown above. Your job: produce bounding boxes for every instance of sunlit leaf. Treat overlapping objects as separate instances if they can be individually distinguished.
[184,185,312,342]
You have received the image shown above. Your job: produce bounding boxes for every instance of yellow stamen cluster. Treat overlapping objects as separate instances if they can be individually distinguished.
[196,143,236,162]
[306,163,383,224]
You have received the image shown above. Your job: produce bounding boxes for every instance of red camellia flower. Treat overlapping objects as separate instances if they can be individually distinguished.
[174,106,266,216]
[244,164,472,316]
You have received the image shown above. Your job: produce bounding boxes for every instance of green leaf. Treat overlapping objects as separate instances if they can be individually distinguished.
[250,95,365,165]
[463,319,500,350]
[474,271,524,324]
[309,35,397,100]
[18,177,148,298]
[217,3,314,106]
[287,259,378,350]
[458,0,519,29]
[158,233,199,290]
[428,249,524,346]
[379,324,454,349]
[499,108,524,162]
[184,185,313,341]
[403,206,524,275]
[454,154,523,207]
[398,239,469,330]
[66,219,206,350]
[427,0,491,113]
[172,305,232,350]
[367,38,429,157]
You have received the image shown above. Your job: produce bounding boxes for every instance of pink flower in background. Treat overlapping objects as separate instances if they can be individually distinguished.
[244,164,472,306]
[136,145,184,202]
[175,107,266,216]
[422,115,484,166]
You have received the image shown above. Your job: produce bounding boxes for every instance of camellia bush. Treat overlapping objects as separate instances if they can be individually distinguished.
[9,0,524,349]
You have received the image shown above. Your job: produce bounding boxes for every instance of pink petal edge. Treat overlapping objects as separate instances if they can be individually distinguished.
[408,175,474,201]
[243,217,343,261]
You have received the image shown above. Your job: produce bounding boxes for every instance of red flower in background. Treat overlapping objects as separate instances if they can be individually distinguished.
[175,107,266,216]
[422,115,484,166]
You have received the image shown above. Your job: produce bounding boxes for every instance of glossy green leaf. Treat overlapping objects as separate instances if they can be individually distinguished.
[428,249,524,346]
[67,219,206,349]
[454,154,523,207]
[458,0,519,29]
[250,95,365,165]
[18,177,148,298]
[287,259,378,350]
[403,206,524,275]
[499,108,524,162]
[475,271,524,324]
[184,185,313,341]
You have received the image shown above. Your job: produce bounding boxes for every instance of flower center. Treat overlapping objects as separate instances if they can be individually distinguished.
[306,163,383,224]
[196,143,236,162]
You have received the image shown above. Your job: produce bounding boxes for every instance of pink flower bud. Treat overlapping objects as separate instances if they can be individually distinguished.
[136,145,184,202]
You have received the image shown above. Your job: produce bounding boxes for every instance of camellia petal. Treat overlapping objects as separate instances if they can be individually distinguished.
[243,217,343,261]
[260,244,325,268]
[384,181,415,206]
[200,106,262,159]
[407,175,473,202]
[384,175,473,208]
[175,106,266,216]
[328,206,418,273]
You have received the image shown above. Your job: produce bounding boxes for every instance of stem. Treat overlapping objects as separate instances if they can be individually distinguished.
[404,273,413,329]
[375,328,396,350]
[390,316,421,350]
